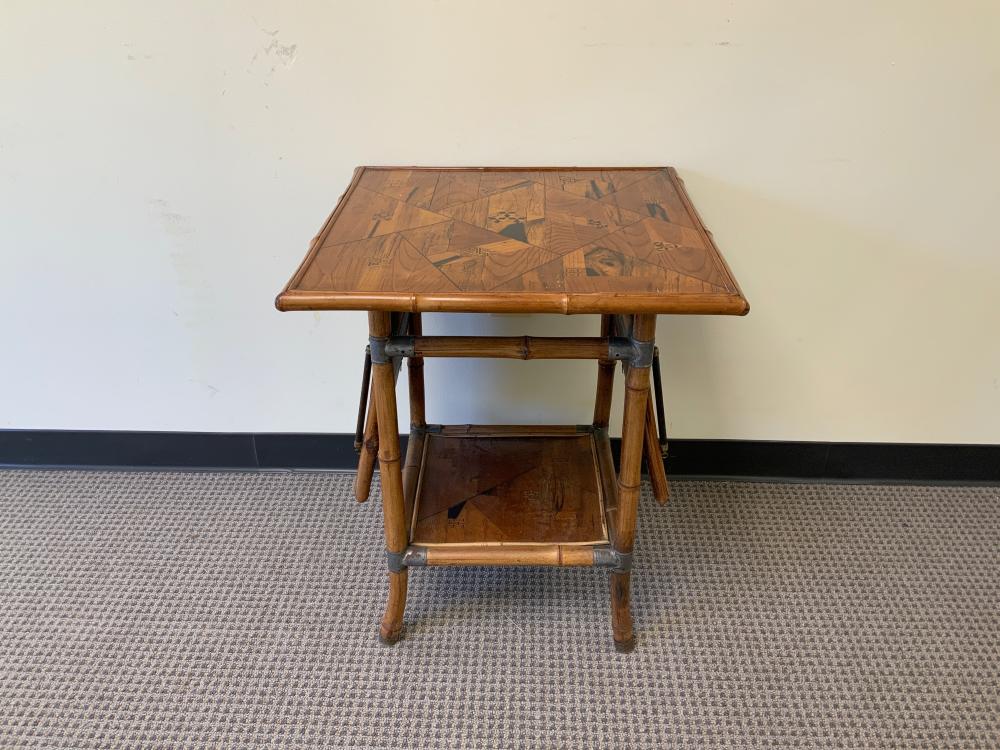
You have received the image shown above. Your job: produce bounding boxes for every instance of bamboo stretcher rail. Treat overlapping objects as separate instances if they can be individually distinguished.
[422,544,601,567]
[384,335,633,361]
[435,424,585,436]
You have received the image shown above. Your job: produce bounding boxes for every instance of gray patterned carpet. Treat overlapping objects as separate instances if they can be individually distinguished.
[0,470,997,749]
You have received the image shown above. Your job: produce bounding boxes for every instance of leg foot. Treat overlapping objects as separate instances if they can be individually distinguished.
[378,629,402,646]
[614,635,636,653]
[379,569,407,645]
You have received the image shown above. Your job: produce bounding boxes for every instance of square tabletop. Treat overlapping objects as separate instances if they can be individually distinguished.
[276,167,748,315]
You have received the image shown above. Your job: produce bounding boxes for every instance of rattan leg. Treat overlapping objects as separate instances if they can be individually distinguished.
[593,315,616,429]
[644,396,669,504]
[354,399,378,502]
[408,313,426,429]
[370,311,409,645]
[610,313,656,652]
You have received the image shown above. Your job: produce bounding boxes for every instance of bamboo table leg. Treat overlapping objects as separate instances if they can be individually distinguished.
[599,314,668,505]
[611,313,656,652]
[593,315,616,429]
[356,314,414,503]
[402,313,427,529]
[354,399,379,502]
[408,313,426,430]
[369,311,409,645]
[644,397,670,504]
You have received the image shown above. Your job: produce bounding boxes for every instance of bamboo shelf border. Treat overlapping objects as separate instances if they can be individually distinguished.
[393,542,629,569]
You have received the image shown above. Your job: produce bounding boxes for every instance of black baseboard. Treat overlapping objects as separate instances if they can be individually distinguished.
[1,429,998,483]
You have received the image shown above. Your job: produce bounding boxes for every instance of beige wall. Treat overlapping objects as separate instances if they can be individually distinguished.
[2,1,998,442]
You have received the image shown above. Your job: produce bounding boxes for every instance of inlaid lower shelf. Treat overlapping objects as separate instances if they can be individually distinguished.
[400,425,619,566]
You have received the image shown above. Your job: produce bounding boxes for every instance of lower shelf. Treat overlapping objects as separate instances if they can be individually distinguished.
[407,425,615,549]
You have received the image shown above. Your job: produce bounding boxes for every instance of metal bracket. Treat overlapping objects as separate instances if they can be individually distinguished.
[607,337,633,361]
[593,547,633,573]
[608,336,654,368]
[630,339,654,369]
[386,547,428,572]
[384,336,415,358]
[368,335,390,365]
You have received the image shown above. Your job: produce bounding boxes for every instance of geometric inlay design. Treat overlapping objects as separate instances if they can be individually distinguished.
[410,433,608,546]
[280,167,748,314]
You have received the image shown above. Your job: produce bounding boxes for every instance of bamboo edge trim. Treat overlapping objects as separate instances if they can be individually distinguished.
[275,290,749,315]
[360,165,670,173]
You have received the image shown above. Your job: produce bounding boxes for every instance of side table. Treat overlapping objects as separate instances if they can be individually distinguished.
[276,166,748,651]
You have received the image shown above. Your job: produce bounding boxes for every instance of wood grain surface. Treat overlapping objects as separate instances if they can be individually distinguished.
[409,431,609,547]
[276,167,748,315]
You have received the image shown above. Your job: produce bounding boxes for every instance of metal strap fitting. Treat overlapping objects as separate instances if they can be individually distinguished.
[593,547,633,573]
[607,337,633,361]
[384,336,415,358]
[386,547,427,572]
[368,336,390,364]
[613,551,633,573]
[630,339,654,369]
[386,550,405,573]
[608,337,654,368]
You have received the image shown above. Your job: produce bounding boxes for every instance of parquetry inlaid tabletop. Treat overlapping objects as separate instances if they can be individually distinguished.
[276,167,748,315]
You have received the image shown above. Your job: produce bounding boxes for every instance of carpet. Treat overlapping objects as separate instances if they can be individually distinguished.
[0,470,997,748]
